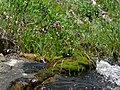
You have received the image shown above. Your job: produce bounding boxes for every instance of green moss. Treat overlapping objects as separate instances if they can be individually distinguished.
[24,52,97,89]
[47,55,96,75]
[35,54,96,85]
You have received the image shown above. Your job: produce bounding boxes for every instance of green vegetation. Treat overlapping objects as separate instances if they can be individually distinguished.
[46,55,96,75]
[25,54,96,90]
[0,0,120,57]
[3,0,119,89]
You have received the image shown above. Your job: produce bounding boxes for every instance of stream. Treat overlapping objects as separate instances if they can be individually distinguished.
[0,54,120,90]
[41,60,120,90]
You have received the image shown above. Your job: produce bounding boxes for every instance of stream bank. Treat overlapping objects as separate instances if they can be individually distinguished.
[0,53,120,90]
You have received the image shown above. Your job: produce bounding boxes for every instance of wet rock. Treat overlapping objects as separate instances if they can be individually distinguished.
[9,77,29,90]
[10,81,24,90]
[22,62,45,74]
[0,55,45,90]
[0,52,96,90]
[25,54,96,89]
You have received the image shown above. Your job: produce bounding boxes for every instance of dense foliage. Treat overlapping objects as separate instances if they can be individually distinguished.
[0,0,120,57]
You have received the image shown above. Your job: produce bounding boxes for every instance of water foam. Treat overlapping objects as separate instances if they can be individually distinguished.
[96,60,120,86]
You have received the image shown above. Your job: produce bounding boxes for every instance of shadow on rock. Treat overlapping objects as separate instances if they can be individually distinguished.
[22,62,46,74]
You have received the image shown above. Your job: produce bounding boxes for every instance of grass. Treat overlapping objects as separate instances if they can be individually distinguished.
[0,0,120,58]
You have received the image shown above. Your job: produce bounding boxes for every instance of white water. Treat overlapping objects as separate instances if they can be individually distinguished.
[96,60,120,86]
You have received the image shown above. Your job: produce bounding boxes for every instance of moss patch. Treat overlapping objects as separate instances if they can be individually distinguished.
[49,55,96,75]
[23,54,96,89]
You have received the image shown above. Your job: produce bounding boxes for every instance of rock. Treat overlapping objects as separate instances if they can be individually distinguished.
[22,62,46,73]
[0,54,45,90]
[0,53,6,62]
[0,39,4,54]
[25,54,96,89]
[10,81,24,90]
[9,77,29,90]
[0,38,14,55]
[46,55,96,76]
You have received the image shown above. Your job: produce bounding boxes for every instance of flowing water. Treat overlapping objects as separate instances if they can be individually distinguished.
[41,60,120,90]
[1,55,120,90]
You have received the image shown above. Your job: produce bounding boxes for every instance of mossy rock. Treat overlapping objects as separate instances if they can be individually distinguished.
[35,55,96,85]
[20,53,39,60]
[24,54,96,90]
[46,55,96,76]
[10,81,24,90]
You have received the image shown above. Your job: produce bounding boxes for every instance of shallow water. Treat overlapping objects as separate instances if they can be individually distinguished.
[42,60,120,90]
